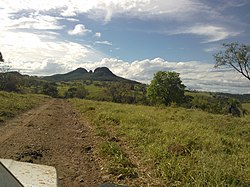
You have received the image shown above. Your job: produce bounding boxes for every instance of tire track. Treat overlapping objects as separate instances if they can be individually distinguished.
[0,99,55,144]
[0,99,102,187]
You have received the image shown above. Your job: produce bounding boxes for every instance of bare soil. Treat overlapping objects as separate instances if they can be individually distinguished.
[0,99,103,187]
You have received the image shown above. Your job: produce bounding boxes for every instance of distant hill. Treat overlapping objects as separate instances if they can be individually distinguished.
[214,92,250,103]
[43,67,140,84]
[186,90,250,103]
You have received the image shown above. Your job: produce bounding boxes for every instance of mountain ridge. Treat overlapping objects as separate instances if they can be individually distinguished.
[43,67,140,84]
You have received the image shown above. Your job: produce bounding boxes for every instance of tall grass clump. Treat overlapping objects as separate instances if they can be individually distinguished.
[71,99,250,186]
[100,141,138,179]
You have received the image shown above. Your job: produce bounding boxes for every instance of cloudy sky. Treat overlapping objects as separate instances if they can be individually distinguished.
[1,0,250,93]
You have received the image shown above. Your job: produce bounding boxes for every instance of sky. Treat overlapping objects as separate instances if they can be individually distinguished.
[0,0,250,94]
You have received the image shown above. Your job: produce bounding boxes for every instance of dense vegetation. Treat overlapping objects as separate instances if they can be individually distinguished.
[71,99,250,186]
[186,91,246,117]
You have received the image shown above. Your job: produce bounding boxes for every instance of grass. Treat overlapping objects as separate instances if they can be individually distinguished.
[0,91,49,123]
[70,99,250,186]
[242,103,250,121]
[85,83,110,101]
[243,103,250,111]
[185,91,212,98]
[100,141,138,179]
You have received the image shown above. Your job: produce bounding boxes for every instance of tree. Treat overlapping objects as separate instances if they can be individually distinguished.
[106,82,136,103]
[214,43,250,80]
[0,72,21,92]
[0,52,12,91]
[147,71,186,106]
[0,52,4,62]
[0,52,5,73]
[0,52,22,92]
[0,52,10,73]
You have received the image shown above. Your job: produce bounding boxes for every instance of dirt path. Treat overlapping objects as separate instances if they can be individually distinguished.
[0,99,102,187]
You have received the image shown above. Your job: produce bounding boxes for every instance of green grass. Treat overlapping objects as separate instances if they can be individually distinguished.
[0,91,49,122]
[243,103,250,111]
[242,103,250,121]
[100,141,138,179]
[85,83,110,101]
[185,91,212,98]
[57,82,70,98]
[70,99,250,186]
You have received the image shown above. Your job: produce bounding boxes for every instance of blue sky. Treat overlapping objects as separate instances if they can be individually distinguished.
[0,0,250,93]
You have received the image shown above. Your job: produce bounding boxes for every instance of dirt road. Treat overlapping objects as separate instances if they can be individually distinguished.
[0,99,102,187]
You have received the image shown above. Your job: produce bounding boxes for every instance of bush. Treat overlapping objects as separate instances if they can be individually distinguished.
[0,72,21,92]
[190,95,243,116]
[42,82,58,97]
[64,86,88,99]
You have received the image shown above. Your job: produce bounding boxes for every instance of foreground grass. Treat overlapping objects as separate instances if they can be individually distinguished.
[0,91,49,123]
[71,99,250,186]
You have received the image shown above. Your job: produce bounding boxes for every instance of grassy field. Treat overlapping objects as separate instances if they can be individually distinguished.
[0,91,49,123]
[243,103,250,111]
[71,99,250,186]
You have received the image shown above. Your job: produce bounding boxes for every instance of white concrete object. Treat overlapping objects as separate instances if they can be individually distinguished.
[0,159,57,187]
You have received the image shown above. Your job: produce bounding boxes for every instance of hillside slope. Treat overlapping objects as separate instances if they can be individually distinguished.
[43,67,140,84]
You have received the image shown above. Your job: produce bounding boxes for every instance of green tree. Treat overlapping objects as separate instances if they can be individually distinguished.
[106,82,136,104]
[0,72,21,92]
[0,52,10,73]
[214,43,250,80]
[0,52,15,91]
[147,71,186,106]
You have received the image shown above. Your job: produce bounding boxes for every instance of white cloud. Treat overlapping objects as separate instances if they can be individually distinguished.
[0,0,227,22]
[68,24,91,36]
[169,24,240,43]
[95,41,113,46]
[21,15,63,30]
[203,45,221,53]
[189,25,239,42]
[0,30,107,75]
[90,0,206,22]
[0,0,244,42]
[94,32,102,38]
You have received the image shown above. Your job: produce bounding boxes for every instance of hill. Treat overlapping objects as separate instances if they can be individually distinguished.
[214,92,250,103]
[43,67,140,84]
